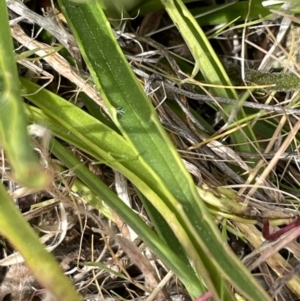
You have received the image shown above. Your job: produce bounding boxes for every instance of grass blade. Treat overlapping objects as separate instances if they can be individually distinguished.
[0,0,51,188]
[50,2,272,300]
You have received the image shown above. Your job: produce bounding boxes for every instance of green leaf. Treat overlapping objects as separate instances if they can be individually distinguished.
[50,138,202,296]
[160,0,259,156]
[22,83,203,297]
[0,0,51,188]
[51,1,271,300]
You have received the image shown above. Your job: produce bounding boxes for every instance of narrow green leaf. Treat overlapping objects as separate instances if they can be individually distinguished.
[23,83,203,296]
[160,0,259,155]
[135,0,275,22]
[161,0,236,97]
[23,82,214,299]
[54,2,271,300]
[0,0,51,188]
[50,138,203,297]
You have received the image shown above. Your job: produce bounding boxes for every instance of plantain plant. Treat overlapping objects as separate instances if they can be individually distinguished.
[2,0,299,300]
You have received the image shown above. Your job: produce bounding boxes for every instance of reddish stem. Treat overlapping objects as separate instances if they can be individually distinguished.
[263,217,300,241]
